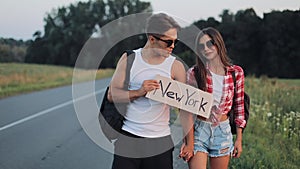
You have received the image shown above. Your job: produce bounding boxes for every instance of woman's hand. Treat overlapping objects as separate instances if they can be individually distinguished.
[232,128,243,158]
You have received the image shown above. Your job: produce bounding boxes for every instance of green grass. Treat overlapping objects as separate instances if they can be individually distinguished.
[0,63,114,98]
[229,76,300,169]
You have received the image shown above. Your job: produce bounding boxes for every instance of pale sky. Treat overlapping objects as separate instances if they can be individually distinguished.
[0,0,299,40]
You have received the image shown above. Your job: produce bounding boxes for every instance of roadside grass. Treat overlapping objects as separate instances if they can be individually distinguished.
[229,76,300,169]
[0,63,114,98]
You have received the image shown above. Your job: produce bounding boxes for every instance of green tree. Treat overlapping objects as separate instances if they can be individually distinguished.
[25,0,151,68]
[228,8,263,75]
[0,38,28,63]
[261,10,300,78]
[178,9,300,78]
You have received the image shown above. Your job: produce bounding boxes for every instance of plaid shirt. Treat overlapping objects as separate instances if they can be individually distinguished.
[187,65,246,128]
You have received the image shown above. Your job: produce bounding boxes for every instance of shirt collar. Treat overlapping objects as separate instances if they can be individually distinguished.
[226,65,235,73]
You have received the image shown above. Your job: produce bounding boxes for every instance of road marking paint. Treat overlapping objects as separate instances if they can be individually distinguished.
[0,88,106,132]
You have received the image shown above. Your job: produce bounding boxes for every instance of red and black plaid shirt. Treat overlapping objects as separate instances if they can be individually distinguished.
[187,65,246,128]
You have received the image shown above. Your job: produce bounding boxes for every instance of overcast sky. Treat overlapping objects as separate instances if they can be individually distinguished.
[0,0,299,40]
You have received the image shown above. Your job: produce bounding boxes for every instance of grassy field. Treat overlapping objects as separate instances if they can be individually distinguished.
[1,63,299,168]
[229,76,300,169]
[0,63,114,98]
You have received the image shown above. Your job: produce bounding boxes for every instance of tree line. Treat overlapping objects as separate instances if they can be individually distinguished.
[175,8,300,78]
[1,0,299,78]
[0,38,29,63]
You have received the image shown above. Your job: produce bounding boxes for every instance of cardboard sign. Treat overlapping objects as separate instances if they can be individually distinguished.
[146,75,213,118]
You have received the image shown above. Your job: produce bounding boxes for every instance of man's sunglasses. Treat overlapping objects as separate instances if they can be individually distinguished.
[152,35,179,47]
[198,40,215,51]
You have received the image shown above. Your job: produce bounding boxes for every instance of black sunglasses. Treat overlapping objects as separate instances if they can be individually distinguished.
[198,40,215,51]
[152,35,179,47]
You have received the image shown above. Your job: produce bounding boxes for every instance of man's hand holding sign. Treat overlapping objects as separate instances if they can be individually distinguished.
[146,75,213,118]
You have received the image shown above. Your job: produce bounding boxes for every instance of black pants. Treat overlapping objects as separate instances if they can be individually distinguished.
[112,130,174,169]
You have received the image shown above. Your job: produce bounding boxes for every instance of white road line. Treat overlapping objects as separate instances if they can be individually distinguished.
[0,88,106,132]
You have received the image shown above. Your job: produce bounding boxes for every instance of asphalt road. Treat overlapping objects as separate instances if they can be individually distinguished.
[0,78,188,169]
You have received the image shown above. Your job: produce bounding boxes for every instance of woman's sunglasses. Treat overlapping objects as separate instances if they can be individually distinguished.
[152,35,179,47]
[198,40,215,51]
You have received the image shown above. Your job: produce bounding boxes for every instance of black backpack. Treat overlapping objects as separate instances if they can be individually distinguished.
[229,71,250,134]
[98,50,135,142]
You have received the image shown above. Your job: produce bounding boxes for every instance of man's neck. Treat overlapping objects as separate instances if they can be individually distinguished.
[141,47,166,65]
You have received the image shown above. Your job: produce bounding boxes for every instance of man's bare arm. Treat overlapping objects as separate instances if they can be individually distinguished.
[108,52,159,103]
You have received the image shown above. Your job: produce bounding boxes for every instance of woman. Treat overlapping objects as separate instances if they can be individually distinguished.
[180,27,246,169]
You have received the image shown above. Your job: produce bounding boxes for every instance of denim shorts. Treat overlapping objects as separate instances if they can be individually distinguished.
[193,119,233,157]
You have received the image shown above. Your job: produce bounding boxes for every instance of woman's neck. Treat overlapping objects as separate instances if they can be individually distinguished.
[207,59,225,75]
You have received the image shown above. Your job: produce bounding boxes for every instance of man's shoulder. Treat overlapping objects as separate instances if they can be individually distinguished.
[171,57,186,83]
[173,58,185,68]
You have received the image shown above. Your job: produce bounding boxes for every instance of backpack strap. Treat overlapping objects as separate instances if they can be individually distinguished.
[231,70,236,97]
[123,50,135,89]
[230,70,236,113]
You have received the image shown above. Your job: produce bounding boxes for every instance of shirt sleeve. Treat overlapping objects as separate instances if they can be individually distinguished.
[233,65,247,128]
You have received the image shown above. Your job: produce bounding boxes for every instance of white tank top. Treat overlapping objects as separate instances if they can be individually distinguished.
[210,70,224,106]
[122,48,176,138]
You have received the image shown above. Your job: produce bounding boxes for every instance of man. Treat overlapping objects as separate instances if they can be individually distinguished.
[108,13,190,169]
